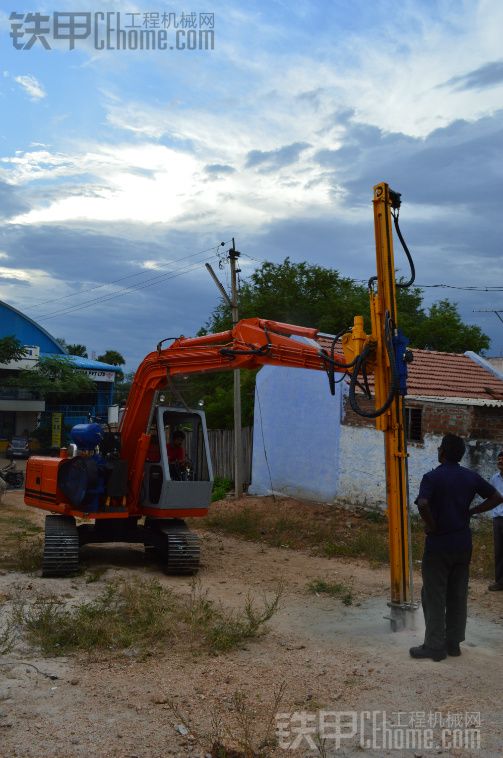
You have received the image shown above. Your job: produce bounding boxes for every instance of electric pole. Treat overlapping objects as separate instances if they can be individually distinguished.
[474,309,503,325]
[229,239,243,497]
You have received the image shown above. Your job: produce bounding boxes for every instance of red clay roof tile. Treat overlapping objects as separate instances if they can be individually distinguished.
[317,337,503,401]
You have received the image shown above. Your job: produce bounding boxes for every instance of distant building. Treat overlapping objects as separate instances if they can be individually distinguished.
[0,300,121,444]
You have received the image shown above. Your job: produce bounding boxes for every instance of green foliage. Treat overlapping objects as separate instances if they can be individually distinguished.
[307,578,354,605]
[66,343,88,357]
[12,355,95,401]
[212,476,233,502]
[97,349,125,366]
[97,350,126,382]
[196,259,490,427]
[115,370,135,403]
[205,258,370,335]
[205,258,489,354]
[411,299,490,353]
[17,577,280,656]
[0,335,27,364]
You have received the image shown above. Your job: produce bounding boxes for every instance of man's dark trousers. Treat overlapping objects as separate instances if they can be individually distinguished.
[421,550,472,650]
[493,516,503,585]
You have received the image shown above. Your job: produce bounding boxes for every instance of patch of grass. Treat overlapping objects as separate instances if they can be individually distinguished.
[323,530,389,563]
[205,507,264,541]
[85,567,108,584]
[212,477,233,502]
[471,521,495,579]
[19,579,176,656]
[307,578,353,606]
[363,509,387,524]
[182,580,282,653]
[17,577,282,657]
[0,515,43,535]
[14,536,44,573]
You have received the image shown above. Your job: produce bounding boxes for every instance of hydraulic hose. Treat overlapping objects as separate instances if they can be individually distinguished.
[348,313,399,418]
[393,210,415,288]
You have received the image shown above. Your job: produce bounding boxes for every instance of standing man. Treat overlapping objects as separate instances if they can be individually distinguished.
[410,434,503,661]
[488,450,503,591]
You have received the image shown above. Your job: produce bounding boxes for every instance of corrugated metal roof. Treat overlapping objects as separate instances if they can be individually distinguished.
[317,336,503,402]
[40,353,121,372]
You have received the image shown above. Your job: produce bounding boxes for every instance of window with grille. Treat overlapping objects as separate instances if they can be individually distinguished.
[405,407,423,442]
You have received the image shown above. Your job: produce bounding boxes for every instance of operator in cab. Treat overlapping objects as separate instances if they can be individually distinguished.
[167,430,188,479]
[147,427,188,480]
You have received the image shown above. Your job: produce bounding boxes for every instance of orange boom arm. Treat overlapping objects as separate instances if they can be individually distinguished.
[120,317,352,510]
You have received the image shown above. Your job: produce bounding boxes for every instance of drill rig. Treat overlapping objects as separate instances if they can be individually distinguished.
[24,183,415,625]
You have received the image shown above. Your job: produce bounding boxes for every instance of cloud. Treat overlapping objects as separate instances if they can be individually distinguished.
[14,74,46,100]
[0,222,224,368]
[443,61,503,91]
[312,110,503,212]
[246,142,311,171]
[0,180,30,219]
[204,163,236,175]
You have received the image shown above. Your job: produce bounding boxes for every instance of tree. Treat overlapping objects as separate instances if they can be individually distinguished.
[0,336,27,364]
[195,259,490,428]
[98,350,126,382]
[12,356,95,402]
[115,370,135,404]
[204,258,489,352]
[203,258,370,335]
[412,300,489,354]
[97,350,125,366]
[66,344,88,358]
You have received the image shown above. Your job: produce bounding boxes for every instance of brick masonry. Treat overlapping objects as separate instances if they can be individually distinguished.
[339,396,503,508]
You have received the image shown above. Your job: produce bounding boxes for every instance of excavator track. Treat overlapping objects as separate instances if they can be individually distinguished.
[146,519,200,575]
[42,515,79,577]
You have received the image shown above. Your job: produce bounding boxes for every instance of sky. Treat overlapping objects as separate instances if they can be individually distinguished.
[0,0,502,369]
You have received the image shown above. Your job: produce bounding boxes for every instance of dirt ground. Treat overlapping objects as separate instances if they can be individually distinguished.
[0,483,502,758]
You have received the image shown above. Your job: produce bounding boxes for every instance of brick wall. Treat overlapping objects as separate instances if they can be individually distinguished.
[343,397,503,442]
[420,402,472,437]
[470,406,503,441]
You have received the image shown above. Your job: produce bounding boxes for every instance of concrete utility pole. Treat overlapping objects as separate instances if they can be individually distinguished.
[229,239,243,497]
[204,243,243,498]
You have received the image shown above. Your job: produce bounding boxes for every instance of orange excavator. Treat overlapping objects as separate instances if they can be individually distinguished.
[24,183,416,626]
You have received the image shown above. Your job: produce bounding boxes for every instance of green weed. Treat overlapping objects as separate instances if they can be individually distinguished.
[17,577,282,657]
[212,477,233,502]
[307,578,354,606]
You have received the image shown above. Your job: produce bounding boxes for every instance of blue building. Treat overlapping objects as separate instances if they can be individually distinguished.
[0,300,122,443]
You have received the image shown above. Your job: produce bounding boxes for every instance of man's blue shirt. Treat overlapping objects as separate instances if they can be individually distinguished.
[417,462,496,553]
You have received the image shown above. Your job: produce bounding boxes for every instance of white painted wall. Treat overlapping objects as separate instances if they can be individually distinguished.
[248,354,501,507]
[249,365,343,502]
[337,426,501,510]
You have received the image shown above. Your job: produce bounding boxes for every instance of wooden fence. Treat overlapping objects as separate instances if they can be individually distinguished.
[207,427,253,484]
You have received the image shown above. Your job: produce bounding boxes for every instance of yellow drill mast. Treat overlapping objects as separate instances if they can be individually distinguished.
[371,183,416,625]
[342,182,417,628]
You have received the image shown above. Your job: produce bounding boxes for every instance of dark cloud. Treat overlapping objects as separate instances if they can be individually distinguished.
[313,111,503,213]
[442,61,503,91]
[0,223,221,368]
[246,142,311,171]
[0,181,30,220]
[204,163,236,175]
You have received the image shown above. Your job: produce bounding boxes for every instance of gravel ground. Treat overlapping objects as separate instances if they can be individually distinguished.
[0,487,502,758]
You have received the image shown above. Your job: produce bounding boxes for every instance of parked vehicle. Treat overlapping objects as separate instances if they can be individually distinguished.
[6,436,30,460]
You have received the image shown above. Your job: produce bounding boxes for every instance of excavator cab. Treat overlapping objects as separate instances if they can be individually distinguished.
[142,406,213,513]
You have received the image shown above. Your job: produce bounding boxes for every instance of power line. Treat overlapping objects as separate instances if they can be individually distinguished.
[27,241,229,310]
[37,255,219,321]
[240,252,503,292]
